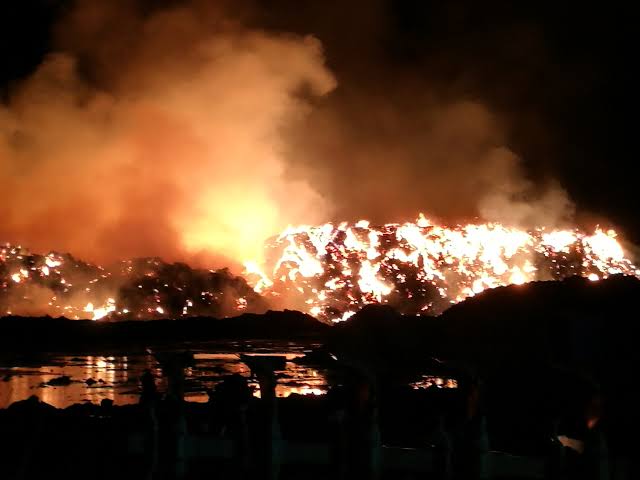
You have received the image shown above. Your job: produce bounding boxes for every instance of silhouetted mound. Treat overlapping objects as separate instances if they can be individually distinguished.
[326,276,640,411]
[330,304,435,352]
[437,274,640,370]
[0,310,329,352]
[317,275,640,373]
[433,274,640,455]
[325,304,448,382]
[338,304,403,330]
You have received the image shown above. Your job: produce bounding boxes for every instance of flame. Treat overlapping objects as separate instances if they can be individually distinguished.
[247,215,640,322]
[84,298,116,321]
[2,215,638,322]
[178,195,283,266]
[1,245,262,320]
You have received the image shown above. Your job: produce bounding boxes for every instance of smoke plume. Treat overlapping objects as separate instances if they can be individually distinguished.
[1,0,578,272]
[0,0,335,268]
[285,97,574,229]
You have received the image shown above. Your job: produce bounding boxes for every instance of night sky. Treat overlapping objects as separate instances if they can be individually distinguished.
[1,1,637,246]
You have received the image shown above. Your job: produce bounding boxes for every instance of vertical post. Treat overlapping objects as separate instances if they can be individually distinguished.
[432,415,452,480]
[329,408,348,480]
[140,370,159,480]
[141,400,159,480]
[259,370,281,480]
[350,374,380,479]
[583,392,610,480]
[161,355,189,480]
[583,427,610,480]
[368,402,382,480]
[242,355,282,480]
[14,396,44,480]
[453,377,489,479]
[234,402,251,475]
[471,415,490,479]
[546,420,566,480]
[211,374,252,474]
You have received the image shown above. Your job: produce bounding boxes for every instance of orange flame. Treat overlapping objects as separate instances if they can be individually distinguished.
[246,215,640,322]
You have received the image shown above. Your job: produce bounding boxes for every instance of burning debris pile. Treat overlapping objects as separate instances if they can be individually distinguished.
[248,215,640,322]
[0,245,265,320]
[2,215,639,323]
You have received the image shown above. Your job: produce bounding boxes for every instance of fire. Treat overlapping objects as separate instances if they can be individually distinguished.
[2,215,638,323]
[1,245,264,320]
[84,298,116,321]
[246,215,640,322]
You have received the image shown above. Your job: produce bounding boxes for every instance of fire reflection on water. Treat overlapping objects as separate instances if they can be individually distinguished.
[0,344,331,409]
[1,344,459,409]
[0,355,146,409]
[183,352,328,401]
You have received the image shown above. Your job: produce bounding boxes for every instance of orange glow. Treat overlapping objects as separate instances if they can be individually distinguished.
[1,244,262,320]
[179,195,284,266]
[246,215,640,322]
[2,215,638,322]
[84,298,116,321]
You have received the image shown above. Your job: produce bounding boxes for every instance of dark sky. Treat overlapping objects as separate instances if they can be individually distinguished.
[254,1,638,240]
[1,1,638,243]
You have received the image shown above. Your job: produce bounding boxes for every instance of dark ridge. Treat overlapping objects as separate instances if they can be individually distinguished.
[432,274,640,454]
[0,309,329,353]
[436,274,640,371]
[322,275,640,455]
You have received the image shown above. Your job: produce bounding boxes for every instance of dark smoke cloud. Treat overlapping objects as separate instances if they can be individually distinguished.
[251,1,578,228]
[285,95,574,228]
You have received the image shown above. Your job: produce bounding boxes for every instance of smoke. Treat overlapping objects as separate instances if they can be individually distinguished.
[1,0,579,274]
[0,0,335,268]
[285,97,575,228]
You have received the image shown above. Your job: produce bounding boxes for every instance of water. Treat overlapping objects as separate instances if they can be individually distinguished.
[0,341,328,409]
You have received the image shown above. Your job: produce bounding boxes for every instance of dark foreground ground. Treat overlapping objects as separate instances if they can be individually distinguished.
[1,275,639,478]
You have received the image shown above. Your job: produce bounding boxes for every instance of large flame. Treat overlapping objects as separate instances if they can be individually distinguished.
[2,215,638,322]
[246,214,639,322]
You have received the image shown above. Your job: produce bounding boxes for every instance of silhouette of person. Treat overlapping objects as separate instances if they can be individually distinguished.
[329,369,380,479]
[139,369,159,479]
[140,369,158,405]
[207,373,252,473]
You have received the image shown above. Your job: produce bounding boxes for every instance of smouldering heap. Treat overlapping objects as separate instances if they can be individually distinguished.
[246,215,640,323]
[0,245,264,320]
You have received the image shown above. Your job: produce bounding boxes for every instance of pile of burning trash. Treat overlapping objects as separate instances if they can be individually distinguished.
[1,245,265,320]
[3,215,639,323]
[247,215,640,322]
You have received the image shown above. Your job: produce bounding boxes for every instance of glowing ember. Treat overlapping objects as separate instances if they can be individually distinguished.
[1,245,264,320]
[2,215,638,322]
[84,298,117,321]
[410,376,459,389]
[247,215,640,322]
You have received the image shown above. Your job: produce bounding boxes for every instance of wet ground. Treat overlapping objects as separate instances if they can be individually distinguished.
[0,340,329,408]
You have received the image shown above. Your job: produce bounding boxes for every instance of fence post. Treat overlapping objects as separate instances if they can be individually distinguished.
[432,415,453,479]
